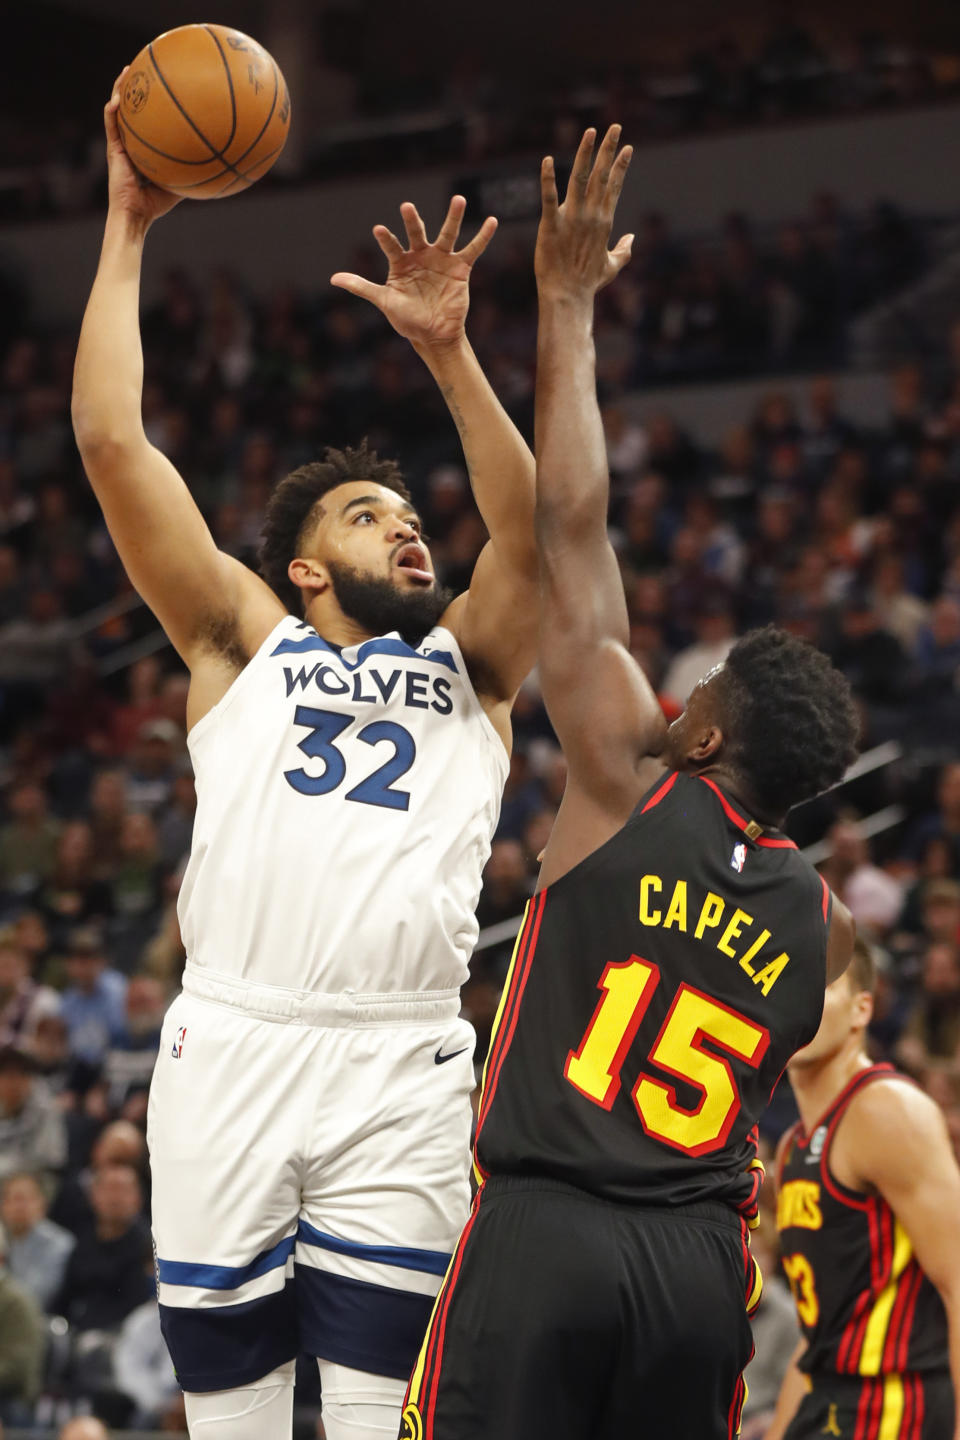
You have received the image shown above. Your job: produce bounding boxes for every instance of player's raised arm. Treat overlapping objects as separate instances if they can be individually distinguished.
[72,73,281,668]
[534,128,667,812]
[847,1081,960,1436]
[331,198,538,731]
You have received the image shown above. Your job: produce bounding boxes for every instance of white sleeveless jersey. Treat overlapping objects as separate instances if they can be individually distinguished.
[178,615,508,995]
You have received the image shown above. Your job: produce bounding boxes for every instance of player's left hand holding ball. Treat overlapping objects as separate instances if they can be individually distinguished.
[331,196,498,353]
[104,68,182,231]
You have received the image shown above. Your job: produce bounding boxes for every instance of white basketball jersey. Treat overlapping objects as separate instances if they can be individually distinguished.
[178,615,508,995]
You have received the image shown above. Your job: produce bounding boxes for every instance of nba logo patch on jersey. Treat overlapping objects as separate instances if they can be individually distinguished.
[171,1026,187,1059]
[730,843,747,874]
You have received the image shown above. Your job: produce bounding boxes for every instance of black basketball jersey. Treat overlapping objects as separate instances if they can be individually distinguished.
[474,770,830,1215]
[777,1065,949,1377]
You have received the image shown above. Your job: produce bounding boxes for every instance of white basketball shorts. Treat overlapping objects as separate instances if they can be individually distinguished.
[147,966,475,1393]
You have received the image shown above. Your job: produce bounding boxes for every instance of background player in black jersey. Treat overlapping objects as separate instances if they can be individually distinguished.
[398,127,861,1440]
[770,940,960,1440]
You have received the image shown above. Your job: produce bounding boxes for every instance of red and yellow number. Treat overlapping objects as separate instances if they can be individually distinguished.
[564,956,770,1156]
[565,959,659,1109]
[782,1252,820,1326]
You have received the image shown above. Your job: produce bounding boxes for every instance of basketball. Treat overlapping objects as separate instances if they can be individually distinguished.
[117,24,291,200]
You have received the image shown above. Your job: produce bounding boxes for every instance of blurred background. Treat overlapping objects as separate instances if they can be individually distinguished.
[1,0,960,1435]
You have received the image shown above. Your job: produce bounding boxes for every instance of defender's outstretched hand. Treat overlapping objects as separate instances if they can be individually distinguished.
[331,196,497,350]
[536,125,633,300]
[104,69,181,227]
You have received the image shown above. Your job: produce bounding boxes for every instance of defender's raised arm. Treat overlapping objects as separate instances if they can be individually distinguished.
[534,127,668,871]
[72,73,280,672]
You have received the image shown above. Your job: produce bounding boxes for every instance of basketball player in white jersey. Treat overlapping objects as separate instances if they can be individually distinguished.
[71,75,538,1440]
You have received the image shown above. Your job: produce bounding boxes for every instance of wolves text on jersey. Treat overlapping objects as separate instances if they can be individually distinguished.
[282,661,454,715]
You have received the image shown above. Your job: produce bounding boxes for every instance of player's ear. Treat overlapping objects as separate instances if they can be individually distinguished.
[688,725,723,766]
[852,988,874,1030]
[288,557,329,597]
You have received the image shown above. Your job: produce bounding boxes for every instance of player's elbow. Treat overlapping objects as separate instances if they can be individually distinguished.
[71,397,110,455]
[72,410,143,471]
[71,379,142,454]
[535,489,605,548]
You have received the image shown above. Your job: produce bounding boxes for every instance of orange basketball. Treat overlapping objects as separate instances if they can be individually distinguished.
[118,24,291,200]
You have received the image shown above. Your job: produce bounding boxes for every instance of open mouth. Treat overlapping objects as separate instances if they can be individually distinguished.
[394,542,433,584]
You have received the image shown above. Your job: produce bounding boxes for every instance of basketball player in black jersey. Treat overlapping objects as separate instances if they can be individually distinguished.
[398,126,861,1440]
[770,940,960,1440]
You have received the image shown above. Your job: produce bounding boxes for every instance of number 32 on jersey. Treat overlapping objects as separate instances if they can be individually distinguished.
[284,705,416,811]
[564,956,769,1156]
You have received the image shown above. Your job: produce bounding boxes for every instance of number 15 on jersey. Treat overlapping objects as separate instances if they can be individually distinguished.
[565,956,769,1156]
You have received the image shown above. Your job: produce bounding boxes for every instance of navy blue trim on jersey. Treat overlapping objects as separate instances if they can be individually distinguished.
[156,1234,295,1290]
[296,1264,435,1378]
[271,632,457,673]
[159,1284,298,1392]
[296,1220,451,1276]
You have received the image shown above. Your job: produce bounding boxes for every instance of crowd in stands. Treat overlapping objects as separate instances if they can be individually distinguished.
[3,16,959,222]
[0,196,960,1429]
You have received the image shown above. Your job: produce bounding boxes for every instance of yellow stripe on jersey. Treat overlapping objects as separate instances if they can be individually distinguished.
[405,1260,455,1411]
[472,901,530,1186]
[877,1374,905,1440]
[747,1157,765,1230]
[746,1255,764,1315]
[860,1223,913,1375]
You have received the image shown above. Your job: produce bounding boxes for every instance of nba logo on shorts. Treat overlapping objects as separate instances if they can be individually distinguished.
[172,1026,187,1059]
[730,843,747,874]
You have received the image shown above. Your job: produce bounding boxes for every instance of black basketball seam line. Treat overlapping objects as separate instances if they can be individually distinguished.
[210,142,287,195]
[202,25,238,155]
[228,137,286,184]
[168,140,286,194]
[118,94,280,178]
[172,140,285,191]
[148,40,245,181]
[227,53,280,170]
[117,110,234,168]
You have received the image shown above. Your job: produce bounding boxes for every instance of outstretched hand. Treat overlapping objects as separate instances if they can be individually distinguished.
[331,196,497,350]
[104,68,181,228]
[536,125,633,301]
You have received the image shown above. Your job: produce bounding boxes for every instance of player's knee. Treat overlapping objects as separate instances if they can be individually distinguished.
[184,1359,295,1438]
[317,1361,406,1440]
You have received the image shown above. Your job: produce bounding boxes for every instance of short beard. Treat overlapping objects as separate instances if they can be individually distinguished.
[326,561,454,645]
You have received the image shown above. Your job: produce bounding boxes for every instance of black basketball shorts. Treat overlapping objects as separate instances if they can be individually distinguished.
[399,1175,757,1440]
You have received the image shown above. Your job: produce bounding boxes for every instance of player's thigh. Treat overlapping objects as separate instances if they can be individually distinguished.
[148,994,306,1391]
[298,1016,476,1383]
[404,1182,622,1440]
[598,1209,755,1440]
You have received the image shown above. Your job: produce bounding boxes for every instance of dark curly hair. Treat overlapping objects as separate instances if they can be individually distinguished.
[258,442,411,615]
[714,626,860,817]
